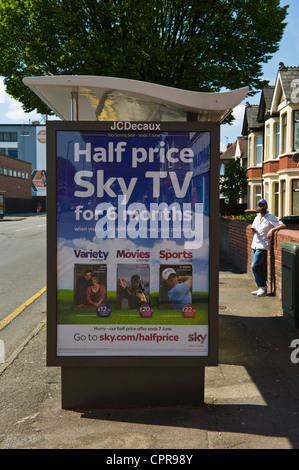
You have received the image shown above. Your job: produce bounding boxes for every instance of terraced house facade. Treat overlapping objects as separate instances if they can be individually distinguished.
[242,64,299,218]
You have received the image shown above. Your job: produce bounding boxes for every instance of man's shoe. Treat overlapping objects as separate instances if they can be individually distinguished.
[251,289,260,295]
[256,287,267,296]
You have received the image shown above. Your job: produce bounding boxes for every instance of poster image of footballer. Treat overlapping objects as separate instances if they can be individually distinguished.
[73,264,107,310]
[116,264,150,311]
[159,264,194,314]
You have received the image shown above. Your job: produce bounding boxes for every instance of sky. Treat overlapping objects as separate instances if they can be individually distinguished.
[0,0,297,151]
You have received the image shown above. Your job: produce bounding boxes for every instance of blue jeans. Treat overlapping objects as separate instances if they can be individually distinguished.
[251,249,267,288]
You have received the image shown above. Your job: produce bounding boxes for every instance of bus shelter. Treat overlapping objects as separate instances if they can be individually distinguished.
[24,75,248,409]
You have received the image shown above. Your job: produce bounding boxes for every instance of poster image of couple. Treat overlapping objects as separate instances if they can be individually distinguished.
[74,264,107,310]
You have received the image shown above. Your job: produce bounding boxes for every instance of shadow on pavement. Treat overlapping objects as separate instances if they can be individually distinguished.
[75,258,299,448]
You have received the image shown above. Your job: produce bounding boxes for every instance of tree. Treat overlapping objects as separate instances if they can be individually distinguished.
[0,0,288,115]
[220,156,247,204]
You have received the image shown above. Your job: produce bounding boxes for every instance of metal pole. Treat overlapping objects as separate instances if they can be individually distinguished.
[71,91,78,121]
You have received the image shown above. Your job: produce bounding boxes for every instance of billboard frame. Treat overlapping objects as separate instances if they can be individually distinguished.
[46,120,219,369]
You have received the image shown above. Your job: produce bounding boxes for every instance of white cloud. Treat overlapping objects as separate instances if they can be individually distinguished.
[0,76,44,123]
[232,104,245,128]
[220,142,227,152]
[5,99,42,122]
[0,79,6,103]
[220,103,246,150]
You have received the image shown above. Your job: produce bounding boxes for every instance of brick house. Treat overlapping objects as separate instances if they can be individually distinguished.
[220,135,248,205]
[220,66,299,300]
[0,153,32,198]
[0,152,32,213]
[242,65,299,217]
[220,135,248,172]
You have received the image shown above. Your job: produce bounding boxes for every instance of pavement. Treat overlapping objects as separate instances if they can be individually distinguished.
[0,211,46,222]
[1,214,299,449]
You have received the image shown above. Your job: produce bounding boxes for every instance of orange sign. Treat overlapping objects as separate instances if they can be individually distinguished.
[32,170,47,189]
[37,129,46,143]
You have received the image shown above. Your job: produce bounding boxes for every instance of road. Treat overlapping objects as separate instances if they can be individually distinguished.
[0,214,47,360]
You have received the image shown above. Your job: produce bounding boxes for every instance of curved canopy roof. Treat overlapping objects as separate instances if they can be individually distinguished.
[23,75,249,123]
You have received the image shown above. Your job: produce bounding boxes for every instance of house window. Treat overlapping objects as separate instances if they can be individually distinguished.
[8,148,18,158]
[282,114,287,153]
[274,182,279,216]
[294,111,299,151]
[254,184,262,208]
[265,125,270,160]
[281,180,286,216]
[255,136,263,165]
[292,179,299,215]
[275,122,280,158]
[0,147,18,157]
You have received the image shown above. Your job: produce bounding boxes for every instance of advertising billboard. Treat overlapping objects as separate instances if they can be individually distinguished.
[47,121,219,366]
[31,127,47,197]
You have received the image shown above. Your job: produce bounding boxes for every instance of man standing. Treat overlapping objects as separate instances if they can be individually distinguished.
[251,199,286,296]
